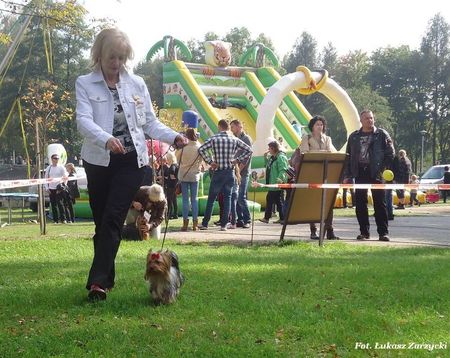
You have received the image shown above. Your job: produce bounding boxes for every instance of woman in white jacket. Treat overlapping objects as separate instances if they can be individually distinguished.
[76,28,186,301]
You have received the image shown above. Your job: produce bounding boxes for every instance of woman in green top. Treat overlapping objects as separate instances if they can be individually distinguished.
[259,141,289,224]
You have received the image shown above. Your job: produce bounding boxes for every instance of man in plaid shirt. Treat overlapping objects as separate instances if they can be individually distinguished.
[198,119,252,230]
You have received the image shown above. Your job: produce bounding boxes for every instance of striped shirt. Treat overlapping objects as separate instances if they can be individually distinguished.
[199,131,252,170]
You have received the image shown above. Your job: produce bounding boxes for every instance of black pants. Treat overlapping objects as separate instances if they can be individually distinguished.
[443,190,448,203]
[264,190,284,220]
[355,168,388,236]
[62,192,75,222]
[166,187,178,218]
[84,152,144,290]
[49,189,66,223]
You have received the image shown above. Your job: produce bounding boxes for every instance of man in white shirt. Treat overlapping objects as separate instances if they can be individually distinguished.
[45,154,68,223]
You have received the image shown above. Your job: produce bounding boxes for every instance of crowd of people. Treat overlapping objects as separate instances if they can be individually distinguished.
[73,27,442,302]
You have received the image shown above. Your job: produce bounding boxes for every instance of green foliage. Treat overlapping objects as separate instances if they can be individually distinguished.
[222,27,252,66]
[0,231,449,356]
[135,59,164,109]
[419,13,450,165]
[283,31,319,74]
[0,0,108,162]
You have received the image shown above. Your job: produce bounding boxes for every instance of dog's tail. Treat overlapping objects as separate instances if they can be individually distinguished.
[169,250,185,285]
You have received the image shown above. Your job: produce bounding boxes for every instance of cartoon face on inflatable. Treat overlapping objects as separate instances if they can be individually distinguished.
[204,41,232,67]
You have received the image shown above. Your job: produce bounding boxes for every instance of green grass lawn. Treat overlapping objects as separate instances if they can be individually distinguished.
[1,218,449,357]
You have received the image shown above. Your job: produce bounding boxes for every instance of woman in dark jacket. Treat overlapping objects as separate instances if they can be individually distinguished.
[392,149,411,209]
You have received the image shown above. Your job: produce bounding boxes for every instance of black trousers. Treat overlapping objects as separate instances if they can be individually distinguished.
[49,189,66,223]
[84,152,144,290]
[166,187,178,218]
[264,190,284,220]
[355,168,388,236]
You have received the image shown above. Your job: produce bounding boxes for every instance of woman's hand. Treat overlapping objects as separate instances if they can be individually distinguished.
[106,137,125,154]
[174,135,188,149]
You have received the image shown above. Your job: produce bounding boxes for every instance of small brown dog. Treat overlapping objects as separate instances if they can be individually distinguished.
[144,249,184,305]
[136,212,150,241]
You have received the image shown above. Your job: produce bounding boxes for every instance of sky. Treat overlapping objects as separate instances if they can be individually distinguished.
[82,0,450,67]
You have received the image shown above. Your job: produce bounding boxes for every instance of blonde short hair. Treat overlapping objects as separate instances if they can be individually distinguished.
[90,28,134,71]
[165,151,177,165]
[399,149,406,157]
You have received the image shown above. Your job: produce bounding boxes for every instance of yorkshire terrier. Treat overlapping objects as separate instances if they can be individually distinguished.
[144,249,184,305]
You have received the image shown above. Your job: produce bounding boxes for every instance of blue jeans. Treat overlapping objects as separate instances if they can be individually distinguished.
[236,174,251,224]
[202,169,235,227]
[230,184,238,225]
[181,181,199,220]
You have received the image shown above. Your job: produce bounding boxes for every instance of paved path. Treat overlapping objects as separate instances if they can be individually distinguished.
[166,205,450,247]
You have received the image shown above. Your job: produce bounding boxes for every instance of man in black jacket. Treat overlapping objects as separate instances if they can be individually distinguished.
[344,110,395,241]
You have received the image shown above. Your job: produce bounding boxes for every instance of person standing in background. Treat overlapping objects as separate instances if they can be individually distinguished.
[343,110,395,242]
[298,115,340,240]
[176,128,203,231]
[230,119,252,228]
[198,119,252,231]
[443,166,450,203]
[45,154,68,224]
[392,149,411,209]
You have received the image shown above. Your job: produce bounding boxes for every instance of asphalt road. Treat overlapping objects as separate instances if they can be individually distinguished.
[167,206,450,247]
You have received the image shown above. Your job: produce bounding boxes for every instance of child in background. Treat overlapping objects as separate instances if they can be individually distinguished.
[409,174,420,207]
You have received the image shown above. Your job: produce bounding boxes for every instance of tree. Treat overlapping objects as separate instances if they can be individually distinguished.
[222,27,251,66]
[420,13,450,164]
[283,32,318,74]
[0,0,107,163]
[21,80,74,159]
[320,42,338,75]
[134,59,164,109]
[367,46,425,171]
[334,50,370,89]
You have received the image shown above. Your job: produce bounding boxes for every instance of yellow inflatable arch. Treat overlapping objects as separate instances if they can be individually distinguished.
[253,66,360,155]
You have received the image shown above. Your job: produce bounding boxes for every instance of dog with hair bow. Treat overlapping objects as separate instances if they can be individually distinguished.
[144,249,184,305]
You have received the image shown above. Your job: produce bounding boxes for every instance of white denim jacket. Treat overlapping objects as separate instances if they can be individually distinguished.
[76,69,178,168]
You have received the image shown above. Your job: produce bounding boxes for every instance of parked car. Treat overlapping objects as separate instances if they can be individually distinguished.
[29,166,87,212]
[419,164,450,201]
[419,164,450,185]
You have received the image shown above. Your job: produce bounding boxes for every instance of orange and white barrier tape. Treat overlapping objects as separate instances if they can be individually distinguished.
[253,182,450,190]
[0,175,84,190]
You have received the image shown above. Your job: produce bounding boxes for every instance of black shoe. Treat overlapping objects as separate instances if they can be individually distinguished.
[310,232,319,240]
[326,232,340,240]
[396,205,405,210]
[388,216,394,221]
[88,285,106,301]
[356,234,370,240]
[236,222,244,228]
[214,220,221,226]
[379,235,390,242]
